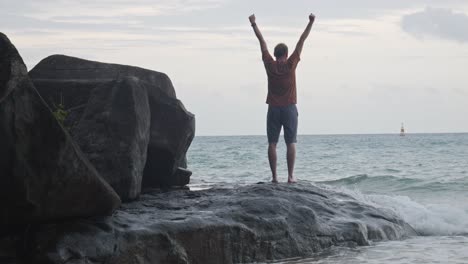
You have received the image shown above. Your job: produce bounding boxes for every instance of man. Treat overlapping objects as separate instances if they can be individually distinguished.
[249,13,315,183]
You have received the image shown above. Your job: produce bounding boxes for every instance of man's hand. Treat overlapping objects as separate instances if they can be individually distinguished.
[249,14,256,24]
[309,13,316,22]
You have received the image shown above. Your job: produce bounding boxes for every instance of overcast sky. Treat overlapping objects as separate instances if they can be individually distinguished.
[2,0,468,135]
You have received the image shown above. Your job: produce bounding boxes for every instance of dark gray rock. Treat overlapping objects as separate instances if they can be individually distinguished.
[28,55,176,98]
[25,183,417,264]
[29,55,195,199]
[73,77,151,201]
[0,33,121,234]
[143,87,195,188]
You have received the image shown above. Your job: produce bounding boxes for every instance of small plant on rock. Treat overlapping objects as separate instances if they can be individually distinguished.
[52,92,69,128]
[53,103,68,126]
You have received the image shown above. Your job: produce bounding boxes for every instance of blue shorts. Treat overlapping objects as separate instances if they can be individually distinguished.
[267,104,298,144]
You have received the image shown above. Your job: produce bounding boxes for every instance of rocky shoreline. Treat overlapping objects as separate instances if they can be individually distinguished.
[0,32,416,263]
[6,183,417,264]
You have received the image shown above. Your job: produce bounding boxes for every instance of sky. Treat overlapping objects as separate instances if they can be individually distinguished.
[2,0,468,136]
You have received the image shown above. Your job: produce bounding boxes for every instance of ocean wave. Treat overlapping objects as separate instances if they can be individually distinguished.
[320,185,468,236]
[320,174,416,185]
[319,174,468,193]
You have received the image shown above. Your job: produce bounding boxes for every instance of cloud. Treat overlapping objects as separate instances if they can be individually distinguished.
[402,7,468,43]
[0,0,230,33]
[17,0,228,19]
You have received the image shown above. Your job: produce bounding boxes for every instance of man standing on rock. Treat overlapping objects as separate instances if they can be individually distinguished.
[249,13,315,183]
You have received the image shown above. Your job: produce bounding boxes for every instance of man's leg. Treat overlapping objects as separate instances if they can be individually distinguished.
[268,143,278,183]
[286,143,296,183]
[267,106,281,183]
[283,104,298,183]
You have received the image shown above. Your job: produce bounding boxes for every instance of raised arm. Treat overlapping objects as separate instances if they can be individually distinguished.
[294,13,315,56]
[249,14,268,53]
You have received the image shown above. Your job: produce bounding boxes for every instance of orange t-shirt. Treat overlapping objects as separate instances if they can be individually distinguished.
[263,49,300,106]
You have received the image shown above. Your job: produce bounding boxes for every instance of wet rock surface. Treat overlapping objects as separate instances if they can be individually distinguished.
[29,55,195,200]
[25,183,417,264]
[0,33,120,235]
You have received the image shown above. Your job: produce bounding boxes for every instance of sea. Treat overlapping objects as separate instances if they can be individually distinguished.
[187,133,468,264]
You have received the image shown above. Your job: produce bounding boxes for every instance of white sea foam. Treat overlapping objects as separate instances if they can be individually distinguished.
[367,194,468,236]
[323,185,468,236]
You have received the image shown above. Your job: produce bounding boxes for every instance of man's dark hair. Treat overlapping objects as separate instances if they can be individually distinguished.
[274,43,288,58]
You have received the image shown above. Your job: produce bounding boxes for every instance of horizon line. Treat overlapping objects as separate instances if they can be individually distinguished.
[194,132,468,137]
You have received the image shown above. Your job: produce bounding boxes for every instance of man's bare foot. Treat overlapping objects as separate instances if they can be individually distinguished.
[288,177,297,183]
[272,178,278,183]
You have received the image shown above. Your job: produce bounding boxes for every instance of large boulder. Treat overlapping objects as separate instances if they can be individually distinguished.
[20,183,417,264]
[0,33,120,234]
[72,77,151,201]
[143,83,195,188]
[29,55,195,201]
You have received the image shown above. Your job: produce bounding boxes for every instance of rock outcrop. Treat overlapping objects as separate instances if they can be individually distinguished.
[71,77,151,201]
[0,33,120,235]
[19,183,417,264]
[29,55,195,201]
